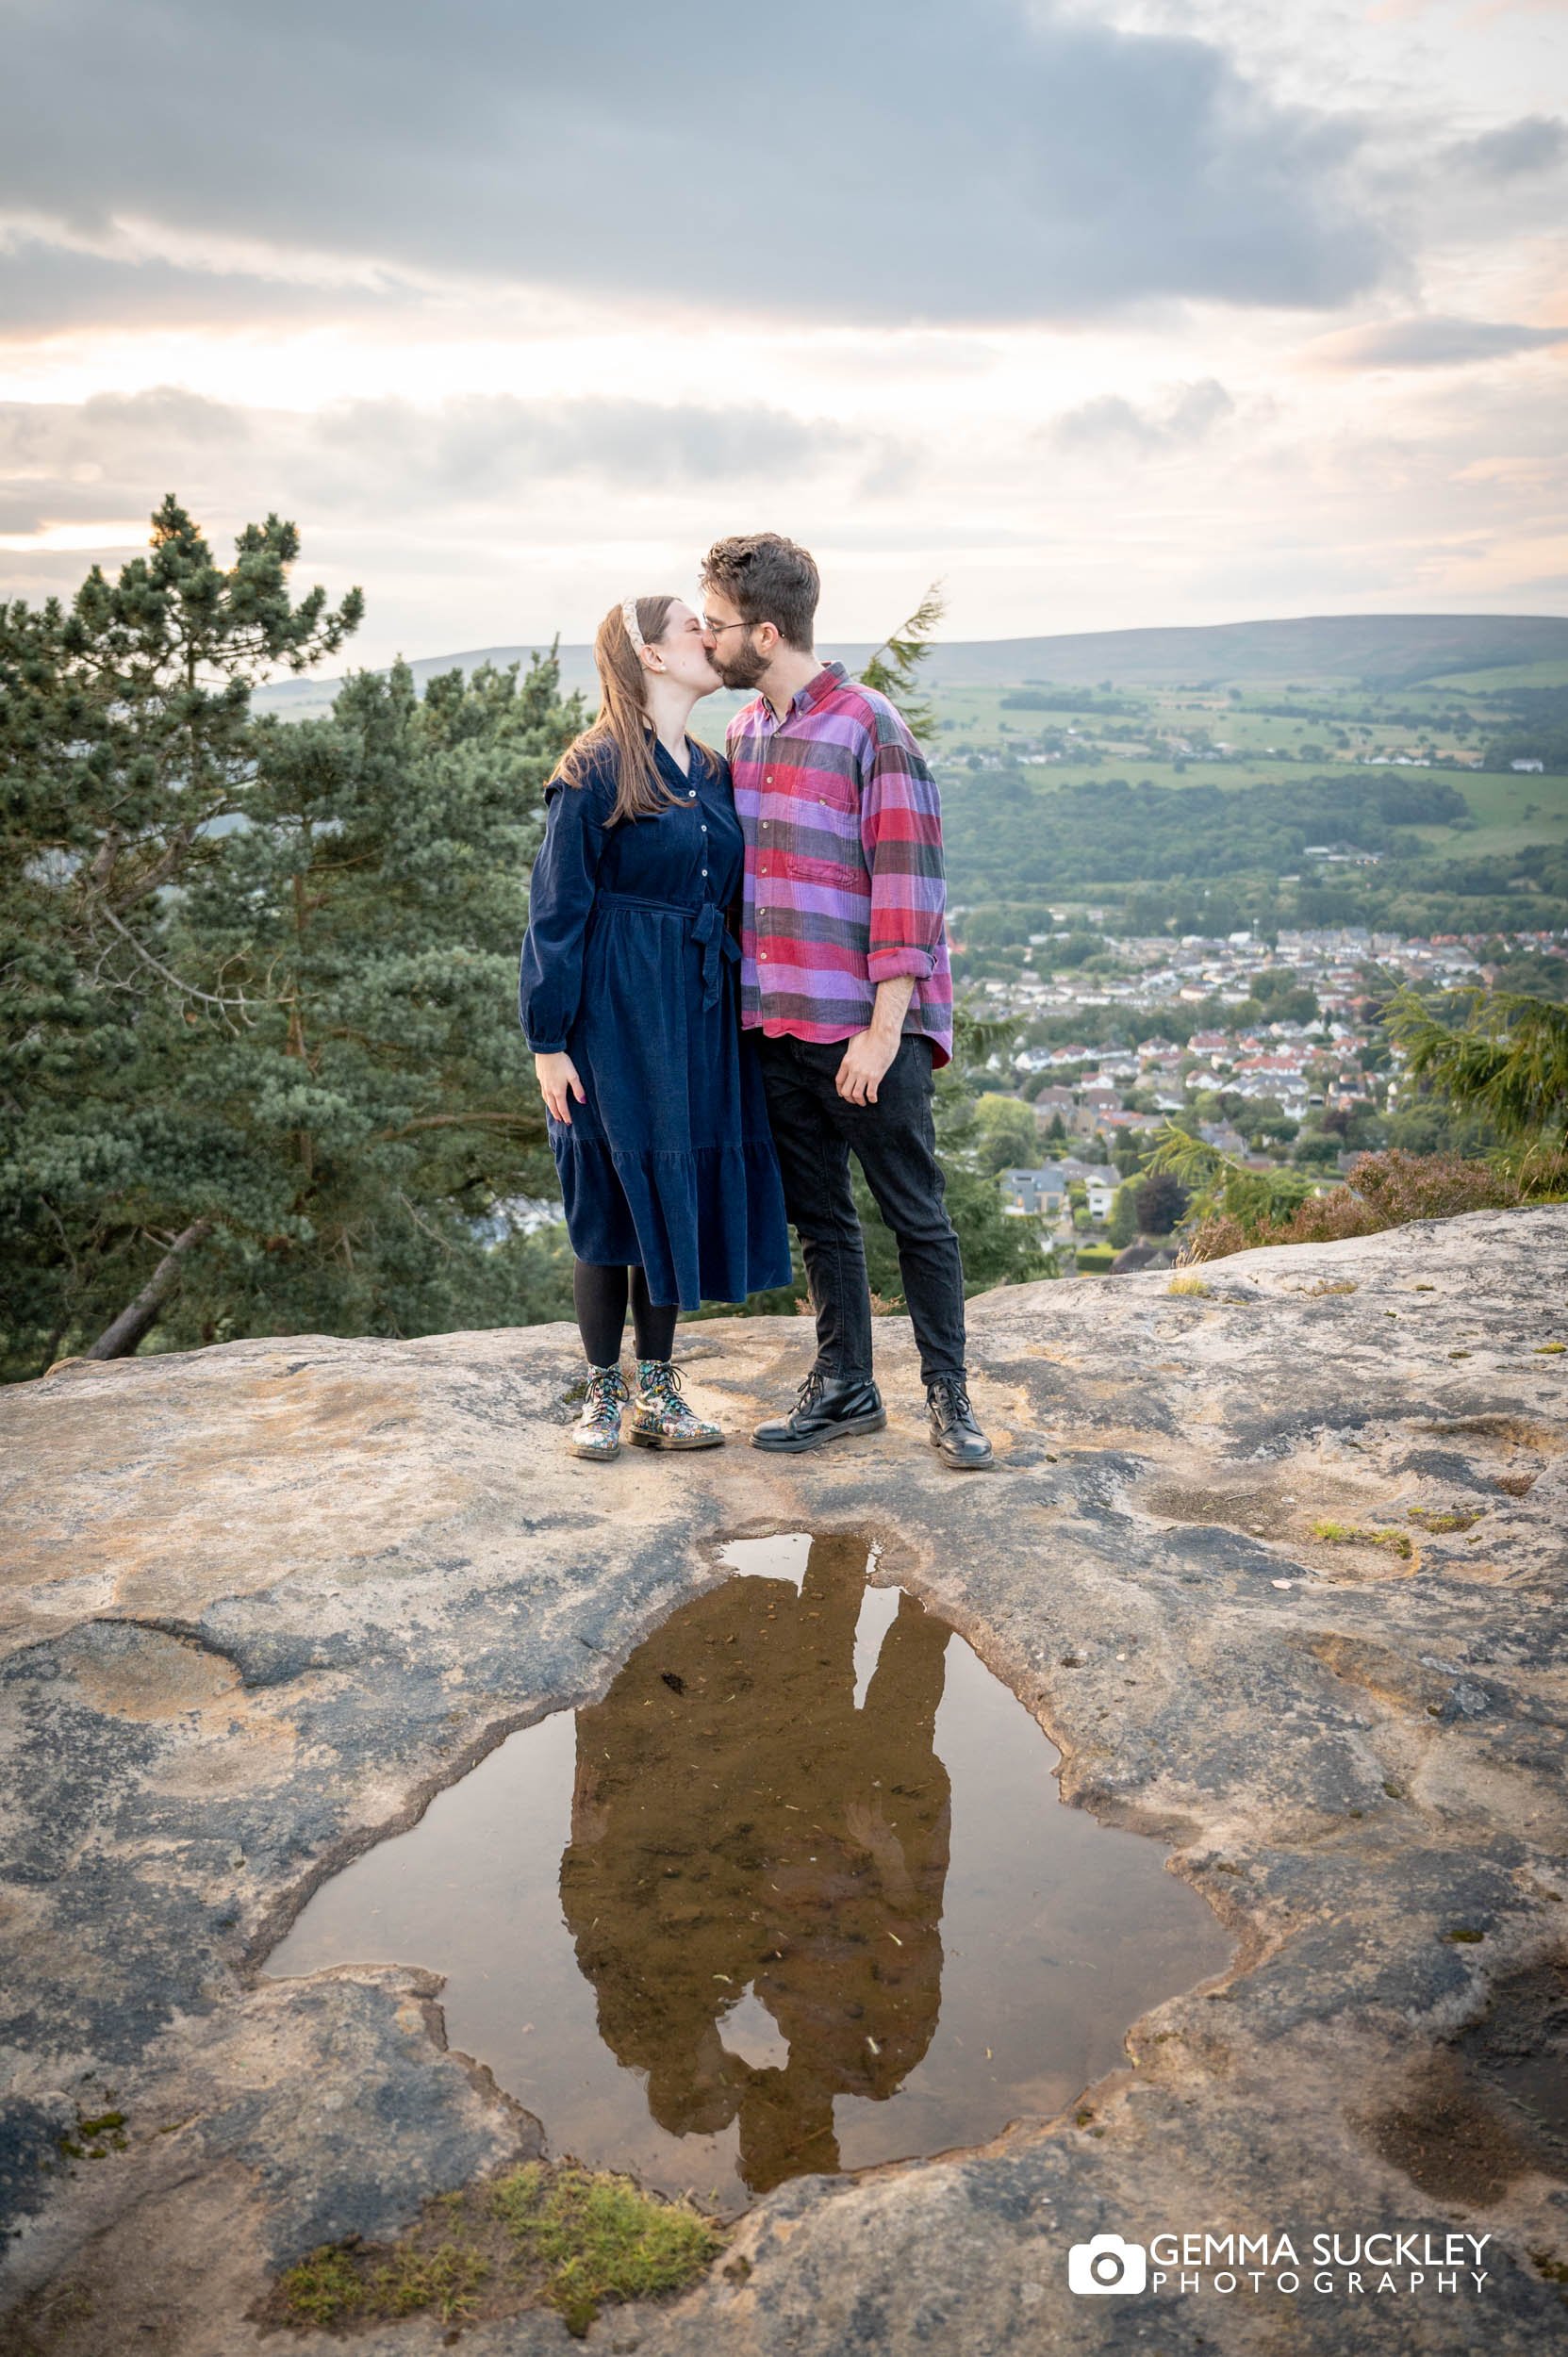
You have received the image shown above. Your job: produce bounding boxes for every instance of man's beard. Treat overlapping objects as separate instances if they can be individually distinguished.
[714,635,769,692]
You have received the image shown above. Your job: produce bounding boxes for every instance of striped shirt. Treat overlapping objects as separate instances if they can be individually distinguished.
[727,662,953,1066]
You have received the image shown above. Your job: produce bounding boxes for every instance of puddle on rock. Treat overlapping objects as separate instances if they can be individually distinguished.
[269,1534,1230,2208]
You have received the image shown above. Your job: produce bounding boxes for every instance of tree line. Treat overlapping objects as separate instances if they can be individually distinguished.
[942,767,1473,900]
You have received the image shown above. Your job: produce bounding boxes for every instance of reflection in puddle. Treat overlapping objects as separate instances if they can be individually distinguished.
[269,1535,1230,2207]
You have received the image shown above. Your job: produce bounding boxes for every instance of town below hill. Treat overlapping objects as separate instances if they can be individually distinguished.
[968,920,1565,1275]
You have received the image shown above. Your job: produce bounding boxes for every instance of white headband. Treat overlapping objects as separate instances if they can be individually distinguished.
[620,596,646,655]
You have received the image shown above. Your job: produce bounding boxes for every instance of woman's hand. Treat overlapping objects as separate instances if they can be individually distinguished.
[535,1051,586,1125]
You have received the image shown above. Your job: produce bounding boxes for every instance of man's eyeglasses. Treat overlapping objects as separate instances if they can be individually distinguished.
[701,616,751,637]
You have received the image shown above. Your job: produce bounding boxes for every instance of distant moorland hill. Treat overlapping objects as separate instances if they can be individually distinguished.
[916,613,1568,690]
[255,612,1568,720]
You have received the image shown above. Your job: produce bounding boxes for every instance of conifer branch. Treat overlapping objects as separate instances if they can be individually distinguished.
[95,901,255,1024]
[858,583,946,742]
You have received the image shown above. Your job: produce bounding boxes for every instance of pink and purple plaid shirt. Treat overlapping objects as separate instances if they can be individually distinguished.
[726,662,953,1066]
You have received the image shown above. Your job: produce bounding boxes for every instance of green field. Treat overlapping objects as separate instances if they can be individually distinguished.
[929,677,1568,859]
[1406,771,1568,858]
[1427,660,1568,693]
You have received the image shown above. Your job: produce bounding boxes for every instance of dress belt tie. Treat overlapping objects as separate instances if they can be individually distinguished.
[594,892,740,1011]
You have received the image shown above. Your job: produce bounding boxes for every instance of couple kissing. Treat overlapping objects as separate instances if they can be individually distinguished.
[518,532,993,1471]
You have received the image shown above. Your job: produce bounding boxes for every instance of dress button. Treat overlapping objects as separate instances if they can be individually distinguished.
[760,951,768,961]
[701,867,708,877]
[700,823,707,832]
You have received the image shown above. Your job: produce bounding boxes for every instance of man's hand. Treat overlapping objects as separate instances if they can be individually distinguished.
[535,1050,586,1124]
[835,976,916,1104]
[835,1027,900,1106]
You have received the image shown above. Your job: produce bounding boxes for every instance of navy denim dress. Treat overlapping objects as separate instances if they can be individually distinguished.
[519,735,792,1311]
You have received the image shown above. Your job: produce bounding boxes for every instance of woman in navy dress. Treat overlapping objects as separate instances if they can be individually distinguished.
[519,593,792,1459]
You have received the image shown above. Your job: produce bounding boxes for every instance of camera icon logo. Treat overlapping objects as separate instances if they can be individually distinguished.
[1067,2233,1148,2295]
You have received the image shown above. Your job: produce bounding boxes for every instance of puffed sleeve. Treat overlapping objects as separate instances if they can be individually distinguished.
[518,771,610,1051]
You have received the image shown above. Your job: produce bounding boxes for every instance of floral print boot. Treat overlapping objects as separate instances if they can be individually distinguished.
[629,1360,724,1450]
[569,1363,629,1460]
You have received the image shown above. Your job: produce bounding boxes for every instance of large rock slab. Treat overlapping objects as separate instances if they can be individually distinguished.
[1,1206,1565,2354]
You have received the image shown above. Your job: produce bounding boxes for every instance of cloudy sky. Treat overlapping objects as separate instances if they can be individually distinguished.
[2,0,1565,665]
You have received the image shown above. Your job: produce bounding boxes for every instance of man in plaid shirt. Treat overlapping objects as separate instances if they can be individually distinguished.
[700,533,992,1469]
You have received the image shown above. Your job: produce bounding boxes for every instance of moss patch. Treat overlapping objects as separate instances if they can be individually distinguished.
[1407,1507,1482,1534]
[259,2162,724,2341]
[272,2247,367,2330]
[489,2164,725,2337]
[56,2107,128,2162]
[1312,1519,1414,1561]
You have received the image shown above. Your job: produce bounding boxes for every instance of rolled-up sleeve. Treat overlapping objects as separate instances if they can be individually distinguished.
[860,708,947,984]
[518,777,607,1051]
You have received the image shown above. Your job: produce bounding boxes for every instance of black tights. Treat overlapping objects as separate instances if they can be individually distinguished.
[573,1261,678,1368]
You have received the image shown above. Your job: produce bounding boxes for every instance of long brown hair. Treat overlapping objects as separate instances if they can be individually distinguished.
[553,595,703,825]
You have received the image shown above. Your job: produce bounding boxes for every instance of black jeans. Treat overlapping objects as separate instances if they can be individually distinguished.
[757,1032,966,1388]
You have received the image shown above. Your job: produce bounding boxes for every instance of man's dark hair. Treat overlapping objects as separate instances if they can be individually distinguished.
[700,534,819,651]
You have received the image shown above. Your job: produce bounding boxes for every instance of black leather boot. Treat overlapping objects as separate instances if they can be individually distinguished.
[751,1370,886,1453]
[927,1376,994,1469]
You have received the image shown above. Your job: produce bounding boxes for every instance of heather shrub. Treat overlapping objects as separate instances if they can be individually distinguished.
[1180,1148,1567,1265]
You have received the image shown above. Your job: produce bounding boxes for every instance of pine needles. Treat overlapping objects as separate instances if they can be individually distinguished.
[1385,985,1568,1149]
[858,583,946,742]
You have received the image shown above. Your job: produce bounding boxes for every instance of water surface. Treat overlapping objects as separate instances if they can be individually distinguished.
[270,1533,1230,2206]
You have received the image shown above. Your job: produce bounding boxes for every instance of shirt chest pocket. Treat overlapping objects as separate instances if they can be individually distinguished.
[778,774,863,886]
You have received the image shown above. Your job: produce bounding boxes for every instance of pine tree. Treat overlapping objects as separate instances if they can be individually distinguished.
[2,502,363,1374]
[130,653,582,1350]
[1,503,592,1374]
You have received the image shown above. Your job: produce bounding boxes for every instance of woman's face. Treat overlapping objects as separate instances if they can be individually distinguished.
[652,599,722,694]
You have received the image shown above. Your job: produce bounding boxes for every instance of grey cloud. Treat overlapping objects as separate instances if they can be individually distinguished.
[1050,377,1234,452]
[1319,317,1568,369]
[0,235,410,340]
[0,0,1394,325]
[0,387,247,489]
[1444,115,1566,182]
[307,397,884,500]
[0,390,902,541]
